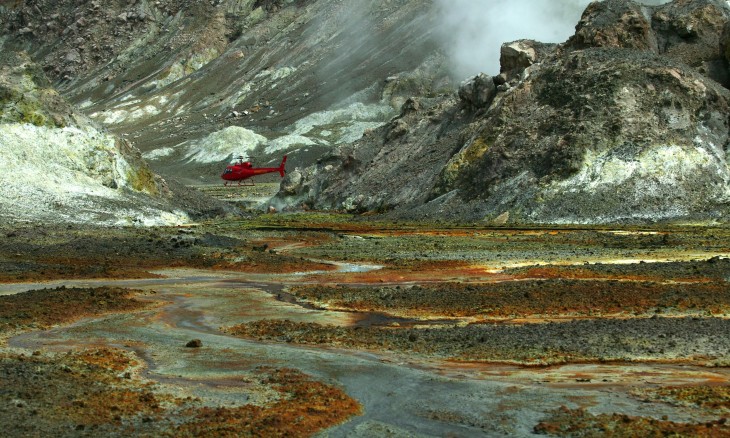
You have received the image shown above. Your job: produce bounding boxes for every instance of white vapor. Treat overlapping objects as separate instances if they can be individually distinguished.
[434,0,672,79]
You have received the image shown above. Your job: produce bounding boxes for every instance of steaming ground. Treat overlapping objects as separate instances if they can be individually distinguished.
[0,0,718,227]
[1,0,673,193]
[89,0,674,184]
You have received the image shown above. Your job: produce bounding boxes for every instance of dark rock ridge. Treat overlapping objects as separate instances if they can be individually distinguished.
[274,0,730,224]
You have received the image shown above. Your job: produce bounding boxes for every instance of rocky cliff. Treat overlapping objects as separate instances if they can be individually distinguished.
[274,0,730,224]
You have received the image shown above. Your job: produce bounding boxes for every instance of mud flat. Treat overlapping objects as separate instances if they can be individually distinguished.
[1,216,730,436]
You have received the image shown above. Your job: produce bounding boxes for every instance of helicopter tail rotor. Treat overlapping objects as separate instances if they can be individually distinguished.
[278,155,287,177]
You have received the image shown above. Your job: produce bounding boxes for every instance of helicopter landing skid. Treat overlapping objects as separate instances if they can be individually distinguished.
[224,179,255,187]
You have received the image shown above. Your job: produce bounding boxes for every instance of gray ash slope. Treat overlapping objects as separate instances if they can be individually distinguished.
[2,0,730,224]
[0,0,454,185]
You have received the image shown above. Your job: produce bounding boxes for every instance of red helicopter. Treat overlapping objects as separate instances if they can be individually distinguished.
[221,155,287,186]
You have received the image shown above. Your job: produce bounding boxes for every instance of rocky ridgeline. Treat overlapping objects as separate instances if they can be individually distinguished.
[275,0,730,224]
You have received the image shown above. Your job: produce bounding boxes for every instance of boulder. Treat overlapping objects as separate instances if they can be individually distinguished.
[185,339,202,348]
[458,73,496,109]
[500,40,536,75]
[280,169,303,196]
[499,40,556,77]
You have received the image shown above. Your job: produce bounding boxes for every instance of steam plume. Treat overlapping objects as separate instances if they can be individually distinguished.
[434,0,671,78]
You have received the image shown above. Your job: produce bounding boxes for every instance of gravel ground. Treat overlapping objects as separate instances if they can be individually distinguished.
[227,316,730,366]
[0,222,332,282]
[288,277,730,319]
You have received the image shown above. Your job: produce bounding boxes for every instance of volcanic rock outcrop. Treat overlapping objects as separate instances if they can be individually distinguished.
[0,51,223,225]
[274,0,730,224]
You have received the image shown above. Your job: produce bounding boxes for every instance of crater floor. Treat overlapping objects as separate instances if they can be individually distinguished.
[1,214,729,436]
